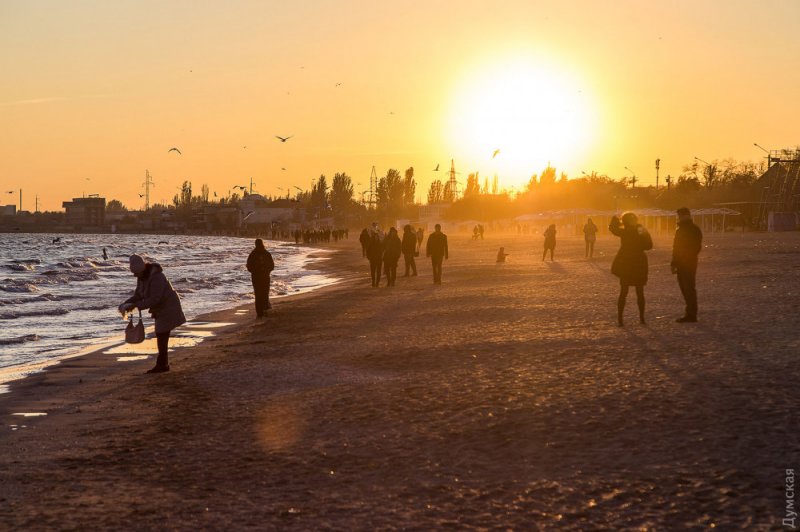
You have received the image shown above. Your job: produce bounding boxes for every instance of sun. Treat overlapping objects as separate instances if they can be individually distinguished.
[446,56,597,188]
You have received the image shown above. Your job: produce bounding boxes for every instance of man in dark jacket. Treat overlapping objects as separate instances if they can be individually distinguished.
[365,224,385,287]
[246,239,275,318]
[426,223,448,285]
[671,207,703,323]
[401,224,418,277]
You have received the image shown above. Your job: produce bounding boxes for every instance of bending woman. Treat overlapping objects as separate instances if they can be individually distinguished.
[609,213,653,326]
[119,254,186,373]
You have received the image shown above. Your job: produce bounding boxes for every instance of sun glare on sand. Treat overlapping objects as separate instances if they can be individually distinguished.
[447,57,597,187]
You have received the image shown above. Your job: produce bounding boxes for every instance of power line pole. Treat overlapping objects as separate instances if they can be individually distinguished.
[367,166,378,210]
[143,170,154,210]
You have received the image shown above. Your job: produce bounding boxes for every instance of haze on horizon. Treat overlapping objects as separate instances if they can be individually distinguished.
[2,0,799,212]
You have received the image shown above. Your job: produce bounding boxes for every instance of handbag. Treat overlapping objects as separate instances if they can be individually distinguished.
[125,309,145,344]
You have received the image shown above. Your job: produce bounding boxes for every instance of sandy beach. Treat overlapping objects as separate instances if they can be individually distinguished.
[1,232,798,529]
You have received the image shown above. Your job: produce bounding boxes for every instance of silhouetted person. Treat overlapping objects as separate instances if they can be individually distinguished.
[246,238,275,318]
[610,213,653,326]
[542,224,556,261]
[478,224,484,239]
[426,223,448,284]
[416,227,424,253]
[671,207,703,323]
[383,227,402,287]
[119,254,186,373]
[359,228,370,258]
[583,218,598,259]
[366,223,384,287]
[294,229,301,245]
[102,247,108,260]
[401,224,418,276]
[496,247,509,263]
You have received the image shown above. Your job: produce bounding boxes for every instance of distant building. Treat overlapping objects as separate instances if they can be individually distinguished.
[0,205,16,217]
[63,197,105,226]
[239,194,305,227]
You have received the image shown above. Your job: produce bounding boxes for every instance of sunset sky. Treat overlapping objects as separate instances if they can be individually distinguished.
[2,0,800,212]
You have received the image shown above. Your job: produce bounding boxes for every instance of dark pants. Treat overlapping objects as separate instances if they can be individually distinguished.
[677,268,698,319]
[252,276,271,317]
[384,260,398,286]
[156,331,170,368]
[369,259,382,287]
[430,255,444,284]
[403,252,417,276]
[585,239,595,258]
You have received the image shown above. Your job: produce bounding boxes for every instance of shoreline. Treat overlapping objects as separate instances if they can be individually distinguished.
[1,232,797,528]
[0,241,349,394]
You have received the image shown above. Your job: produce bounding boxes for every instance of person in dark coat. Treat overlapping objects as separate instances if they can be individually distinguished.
[496,247,509,263]
[610,212,653,326]
[401,224,418,277]
[383,227,402,286]
[119,254,186,373]
[359,228,370,258]
[365,224,384,287]
[416,228,424,253]
[246,238,275,318]
[542,224,557,261]
[583,218,598,259]
[671,207,703,323]
[426,223,448,285]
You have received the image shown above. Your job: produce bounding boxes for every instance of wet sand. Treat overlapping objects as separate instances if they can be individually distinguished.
[1,232,798,529]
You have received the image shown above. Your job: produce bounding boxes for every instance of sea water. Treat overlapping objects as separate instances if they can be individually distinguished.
[0,233,338,384]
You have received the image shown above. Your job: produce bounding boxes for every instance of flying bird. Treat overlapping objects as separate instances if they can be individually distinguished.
[138,194,145,198]
[213,191,217,197]
[275,135,293,143]
[5,190,14,194]
[234,185,247,191]
[281,167,287,171]
[335,83,342,87]
[433,164,439,171]
[492,149,500,159]
[242,146,247,149]
[168,147,182,155]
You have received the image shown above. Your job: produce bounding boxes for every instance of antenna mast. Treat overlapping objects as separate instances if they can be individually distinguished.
[447,159,459,202]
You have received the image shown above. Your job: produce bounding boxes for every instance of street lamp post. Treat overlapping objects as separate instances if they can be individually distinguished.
[655,158,660,190]
[754,142,772,168]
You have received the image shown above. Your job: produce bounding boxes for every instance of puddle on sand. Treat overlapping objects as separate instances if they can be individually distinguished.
[183,322,235,329]
[12,412,47,417]
[102,321,230,356]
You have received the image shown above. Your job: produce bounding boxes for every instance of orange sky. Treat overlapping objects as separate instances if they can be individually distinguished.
[2,0,800,211]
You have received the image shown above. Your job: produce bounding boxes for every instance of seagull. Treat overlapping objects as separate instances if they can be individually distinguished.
[281,167,287,171]
[275,135,293,143]
[492,149,500,159]
[213,191,217,197]
[168,147,182,155]
[139,194,145,198]
[242,146,247,149]
[234,185,247,191]
[335,83,342,87]
[433,164,439,171]
[5,190,14,194]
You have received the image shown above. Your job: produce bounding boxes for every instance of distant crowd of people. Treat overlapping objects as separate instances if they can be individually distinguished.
[292,228,348,245]
[359,223,448,286]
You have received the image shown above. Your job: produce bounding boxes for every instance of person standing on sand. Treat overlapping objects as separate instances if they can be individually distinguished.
[542,224,556,261]
[671,207,703,323]
[583,218,598,259]
[366,223,385,287]
[119,254,186,373]
[401,224,418,277]
[359,227,370,258]
[416,227,424,253]
[609,212,653,326]
[426,223,448,284]
[246,238,275,318]
[383,227,402,287]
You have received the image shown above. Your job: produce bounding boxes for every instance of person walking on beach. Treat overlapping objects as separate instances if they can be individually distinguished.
[366,223,385,287]
[119,254,186,373]
[583,218,598,259]
[401,224,418,277]
[102,247,108,260]
[671,207,703,323]
[542,224,557,261]
[426,223,448,285]
[609,213,653,326]
[246,238,275,318]
[383,227,402,287]
[359,227,370,258]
